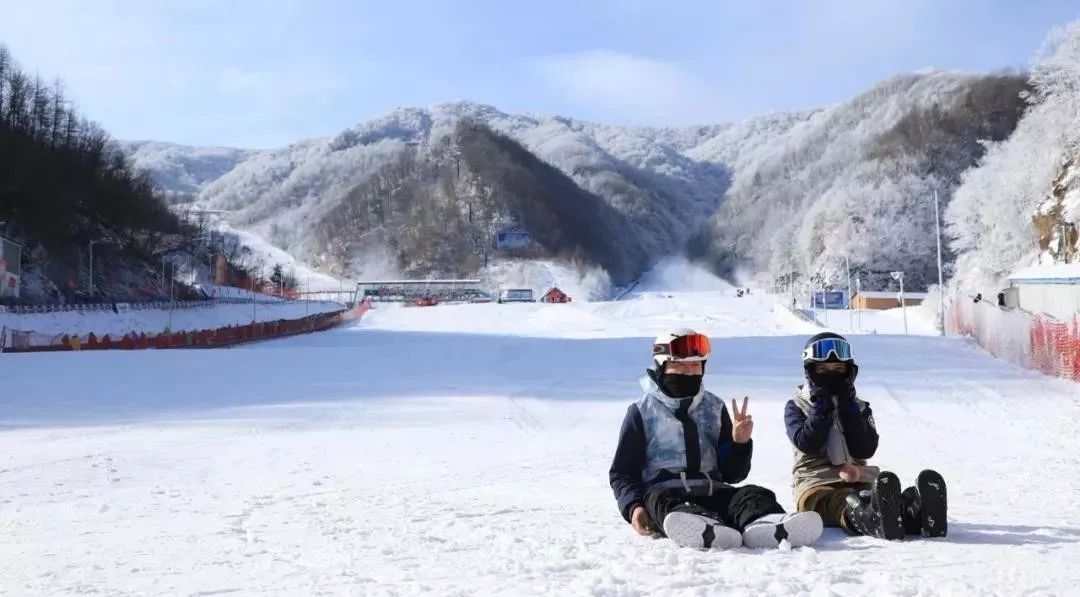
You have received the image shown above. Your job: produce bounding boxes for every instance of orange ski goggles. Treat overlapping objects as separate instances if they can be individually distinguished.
[653,333,712,360]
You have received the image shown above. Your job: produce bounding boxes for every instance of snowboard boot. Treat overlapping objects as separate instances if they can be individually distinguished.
[741,512,823,549]
[901,486,922,535]
[916,469,948,538]
[842,471,905,540]
[662,511,742,549]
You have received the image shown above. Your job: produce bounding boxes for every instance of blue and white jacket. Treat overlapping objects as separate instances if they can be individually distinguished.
[608,374,753,522]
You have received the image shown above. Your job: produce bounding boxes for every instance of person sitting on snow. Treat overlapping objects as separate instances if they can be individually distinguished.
[609,328,823,549]
[785,332,948,540]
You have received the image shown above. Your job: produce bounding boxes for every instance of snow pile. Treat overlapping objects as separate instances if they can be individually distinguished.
[480,259,612,302]
[801,306,940,336]
[636,256,737,293]
[1008,263,1080,281]
[772,301,824,334]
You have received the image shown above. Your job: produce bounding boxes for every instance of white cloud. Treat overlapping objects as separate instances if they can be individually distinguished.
[532,50,731,125]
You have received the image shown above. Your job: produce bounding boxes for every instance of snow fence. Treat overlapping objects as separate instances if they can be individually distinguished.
[0,297,285,315]
[0,299,372,353]
[948,295,1080,381]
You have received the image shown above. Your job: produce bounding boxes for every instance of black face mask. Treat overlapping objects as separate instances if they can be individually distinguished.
[659,373,703,398]
[807,369,850,396]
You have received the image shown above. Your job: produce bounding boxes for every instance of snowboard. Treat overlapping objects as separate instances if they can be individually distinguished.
[916,469,948,538]
[872,471,906,541]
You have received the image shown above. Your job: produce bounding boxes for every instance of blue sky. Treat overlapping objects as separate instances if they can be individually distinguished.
[1,0,1076,148]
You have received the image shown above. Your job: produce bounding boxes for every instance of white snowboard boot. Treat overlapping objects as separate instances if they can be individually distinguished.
[662,511,743,549]
[741,512,823,549]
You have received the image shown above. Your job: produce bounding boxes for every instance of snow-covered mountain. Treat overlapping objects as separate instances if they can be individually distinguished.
[126,71,1036,291]
[120,141,256,199]
[695,71,1028,292]
[128,103,798,284]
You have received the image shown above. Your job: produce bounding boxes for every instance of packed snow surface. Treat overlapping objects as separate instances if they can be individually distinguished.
[3,268,1079,595]
[800,305,942,337]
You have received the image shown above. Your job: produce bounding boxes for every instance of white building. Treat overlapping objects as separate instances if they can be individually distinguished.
[851,290,928,310]
[1006,263,1080,321]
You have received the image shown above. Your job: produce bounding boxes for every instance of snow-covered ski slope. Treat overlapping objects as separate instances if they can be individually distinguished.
[800,305,942,336]
[4,266,1080,596]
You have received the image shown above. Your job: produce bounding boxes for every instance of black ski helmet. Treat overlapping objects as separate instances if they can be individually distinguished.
[802,332,855,368]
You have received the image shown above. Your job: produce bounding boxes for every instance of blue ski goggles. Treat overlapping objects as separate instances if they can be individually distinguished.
[803,337,854,362]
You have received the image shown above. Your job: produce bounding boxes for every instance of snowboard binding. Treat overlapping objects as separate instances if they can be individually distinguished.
[845,470,948,539]
[844,471,905,540]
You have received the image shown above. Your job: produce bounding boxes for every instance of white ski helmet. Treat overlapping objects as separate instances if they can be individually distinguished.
[652,328,711,367]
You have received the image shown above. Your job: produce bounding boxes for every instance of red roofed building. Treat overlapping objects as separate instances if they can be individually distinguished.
[541,287,571,303]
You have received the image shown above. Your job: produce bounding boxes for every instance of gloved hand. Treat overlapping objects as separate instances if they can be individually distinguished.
[808,391,835,418]
[846,363,859,386]
[835,364,860,408]
[808,363,858,396]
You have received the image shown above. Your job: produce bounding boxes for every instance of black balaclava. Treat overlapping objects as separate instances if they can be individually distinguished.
[808,366,851,395]
[803,332,856,396]
[649,361,706,399]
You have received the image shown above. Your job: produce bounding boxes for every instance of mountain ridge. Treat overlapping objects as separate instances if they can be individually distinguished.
[124,71,1028,292]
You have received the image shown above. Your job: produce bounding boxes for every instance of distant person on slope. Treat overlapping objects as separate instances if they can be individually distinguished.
[785,332,948,540]
[609,329,823,550]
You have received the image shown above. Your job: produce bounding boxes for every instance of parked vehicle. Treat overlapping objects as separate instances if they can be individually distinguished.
[498,288,535,304]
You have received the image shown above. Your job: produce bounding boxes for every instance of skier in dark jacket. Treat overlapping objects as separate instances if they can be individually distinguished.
[609,328,823,549]
[785,332,948,540]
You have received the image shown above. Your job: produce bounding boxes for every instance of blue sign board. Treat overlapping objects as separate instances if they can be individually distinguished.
[813,290,847,309]
[496,227,533,250]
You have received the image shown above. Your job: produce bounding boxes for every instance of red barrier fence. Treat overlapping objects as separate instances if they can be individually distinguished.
[1,299,372,353]
[1029,315,1080,380]
[948,295,1080,381]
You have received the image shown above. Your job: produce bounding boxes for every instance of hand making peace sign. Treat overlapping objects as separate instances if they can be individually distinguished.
[731,396,753,444]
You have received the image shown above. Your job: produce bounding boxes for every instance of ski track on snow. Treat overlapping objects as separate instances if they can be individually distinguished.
[2,288,1079,595]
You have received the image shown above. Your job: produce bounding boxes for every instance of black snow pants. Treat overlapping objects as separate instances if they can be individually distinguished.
[643,485,786,534]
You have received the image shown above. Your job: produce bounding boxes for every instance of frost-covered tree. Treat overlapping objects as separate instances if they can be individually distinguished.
[947,19,1080,291]
[701,71,1027,291]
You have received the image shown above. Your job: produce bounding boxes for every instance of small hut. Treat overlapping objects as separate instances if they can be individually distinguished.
[541,287,572,303]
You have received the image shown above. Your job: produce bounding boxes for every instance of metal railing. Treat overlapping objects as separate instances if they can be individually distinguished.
[0,297,334,315]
